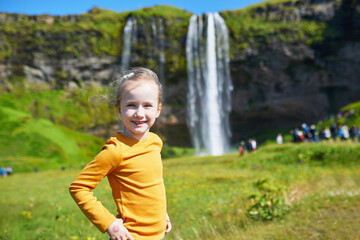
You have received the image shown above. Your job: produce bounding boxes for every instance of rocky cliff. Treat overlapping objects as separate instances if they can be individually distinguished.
[223,0,360,140]
[0,0,359,145]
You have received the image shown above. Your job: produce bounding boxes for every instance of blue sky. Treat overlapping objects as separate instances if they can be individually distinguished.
[0,0,266,16]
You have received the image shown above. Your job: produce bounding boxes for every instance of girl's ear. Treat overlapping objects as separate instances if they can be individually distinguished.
[116,106,121,116]
[156,103,162,118]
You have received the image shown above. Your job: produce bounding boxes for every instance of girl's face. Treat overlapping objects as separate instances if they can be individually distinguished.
[117,81,162,141]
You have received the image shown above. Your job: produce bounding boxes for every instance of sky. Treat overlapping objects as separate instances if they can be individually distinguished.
[0,0,267,16]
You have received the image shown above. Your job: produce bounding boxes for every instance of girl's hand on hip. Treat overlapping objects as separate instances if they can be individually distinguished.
[107,218,134,240]
[165,214,172,234]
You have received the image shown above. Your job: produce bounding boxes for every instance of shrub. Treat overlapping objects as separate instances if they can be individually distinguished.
[247,179,289,221]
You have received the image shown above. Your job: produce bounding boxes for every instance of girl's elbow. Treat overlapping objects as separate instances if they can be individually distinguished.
[69,182,80,197]
[69,184,75,196]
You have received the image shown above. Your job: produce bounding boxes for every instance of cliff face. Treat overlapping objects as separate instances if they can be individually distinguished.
[0,0,359,144]
[222,0,360,139]
[0,6,190,88]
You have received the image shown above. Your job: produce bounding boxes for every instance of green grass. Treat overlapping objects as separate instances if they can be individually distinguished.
[1,142,359,239]
[161,145,195,158]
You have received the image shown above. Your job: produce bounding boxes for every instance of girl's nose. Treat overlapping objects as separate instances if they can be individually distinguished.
[135,107,145,118]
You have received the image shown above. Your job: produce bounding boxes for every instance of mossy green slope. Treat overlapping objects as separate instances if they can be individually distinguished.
[0,105,104,172]
[0,88,118,131]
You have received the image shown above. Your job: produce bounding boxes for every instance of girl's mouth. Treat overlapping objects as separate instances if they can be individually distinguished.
[132,120,147,126]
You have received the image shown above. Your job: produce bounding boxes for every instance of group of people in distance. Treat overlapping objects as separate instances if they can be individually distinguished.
[238,139,257,155]
[290,122,360,143]
[238,119,359,156]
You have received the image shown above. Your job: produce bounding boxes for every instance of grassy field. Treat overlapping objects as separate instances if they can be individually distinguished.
[1,141,359,240]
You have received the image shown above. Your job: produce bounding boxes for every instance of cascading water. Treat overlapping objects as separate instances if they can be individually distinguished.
[121,17,137,70]
[151,17,166,85]
[186,13,233,156]
[121,16,165,86]
[158,18,166,86]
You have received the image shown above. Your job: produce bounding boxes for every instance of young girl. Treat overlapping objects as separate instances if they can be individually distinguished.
[69,67,171,240]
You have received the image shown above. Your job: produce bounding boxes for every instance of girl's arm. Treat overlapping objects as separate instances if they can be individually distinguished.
[69,142,120,233]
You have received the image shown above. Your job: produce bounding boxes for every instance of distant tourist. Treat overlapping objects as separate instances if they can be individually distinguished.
[330,123,337,141]
[318,129,326,141]
[69,67,171,240]
[349,126,356,142]
[246,139,253,152]
[6,166,12,176]
[239,141,245,156]
[302,123,309,140]
[338,125,344,140]
[341,125,349,140]
[296,128,304,142]
[324,127,331,140]
[251,139,257,151]
[276,133,283,144]
[239,145,244,156]
[310,124,317,142]
[0,167,6,177]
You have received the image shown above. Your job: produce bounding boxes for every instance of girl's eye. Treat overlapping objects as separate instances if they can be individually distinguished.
[126,103,136,107]
[144,104,153,108]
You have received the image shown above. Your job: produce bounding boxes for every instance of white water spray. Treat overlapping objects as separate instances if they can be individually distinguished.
[186,13,233,156]
[121,17,137,70]
[151,17,166,85]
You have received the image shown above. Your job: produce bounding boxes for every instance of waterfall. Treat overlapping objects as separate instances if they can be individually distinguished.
[121,17,137,70]
[151,17,166,85]
[121,16,165,86]
[158,18,166,86]
[186,13,233,156]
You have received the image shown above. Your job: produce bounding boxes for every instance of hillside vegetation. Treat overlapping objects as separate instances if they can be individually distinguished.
[0,86,196,171]
[1,85,360,172]
[0,105,105,172]
[316,100,360,130]
[0,5,192,60]
[0,86,116,172]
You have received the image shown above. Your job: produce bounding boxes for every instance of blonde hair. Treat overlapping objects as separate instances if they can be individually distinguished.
[114,67,163,108]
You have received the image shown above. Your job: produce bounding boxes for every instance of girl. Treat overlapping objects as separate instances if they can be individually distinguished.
[69,67,171,240]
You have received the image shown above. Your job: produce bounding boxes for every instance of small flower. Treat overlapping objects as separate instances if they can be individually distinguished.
[22,210,32,219]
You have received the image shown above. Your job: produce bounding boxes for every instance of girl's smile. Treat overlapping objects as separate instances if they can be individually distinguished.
[132,120,147,125]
